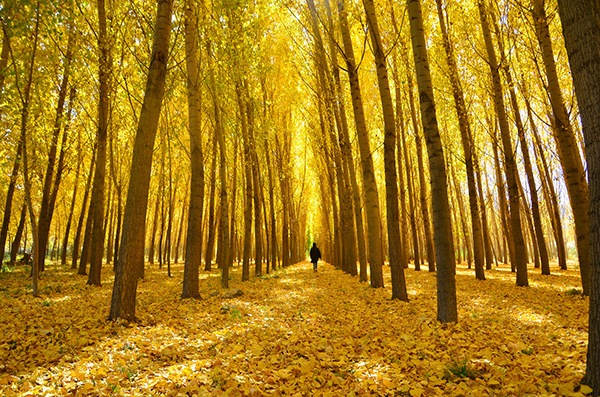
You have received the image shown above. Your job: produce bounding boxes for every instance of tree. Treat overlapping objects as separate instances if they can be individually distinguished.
[435,0,485,280]
[182,0,205,299]
[87,0,110,286]
[533,0,590,294]
[555,0,600,392]
[337,0,384,288]
[363,0,408,300]
[407,0,457,322]
[479,0,528,287]
[109,0,173,321]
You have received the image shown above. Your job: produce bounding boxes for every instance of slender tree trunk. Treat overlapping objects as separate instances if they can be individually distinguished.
[523,90,567,270]
[214,83,230,288]
[110,0,173,321]
[407,72,435,271]
[494,32,550,275]
[0,22,10,97]
[87,0,110,286]
[182,0,205,298]
[407,0,457,322]
[20,2,41,296]
[9,204,26,265]
[148,194,160,264]
[479,1,528,286]
[363,0,408,299]
[534,0,590,294]
[266,138,278,270]
[247,87,263,277]
[38,76,75,271]
[436,0,484,279]
[229,141,239,269]
[474,151,494,269]
[324,0,360,276]
[238,84,253,280]
[175,177,188,263]
[60,116,85,266]
[555,1,600,391]
[204,136,218,271]
[401,103,421,270]
[72,157,94,269]
[338,0,384,287]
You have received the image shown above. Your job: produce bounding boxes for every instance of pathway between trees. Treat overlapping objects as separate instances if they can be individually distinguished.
[0,260,590,395]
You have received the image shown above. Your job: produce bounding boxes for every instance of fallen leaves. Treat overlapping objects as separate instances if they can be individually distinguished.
[0,259,591,396]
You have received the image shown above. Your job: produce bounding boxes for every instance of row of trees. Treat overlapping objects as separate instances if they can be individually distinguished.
[0,0,598,391]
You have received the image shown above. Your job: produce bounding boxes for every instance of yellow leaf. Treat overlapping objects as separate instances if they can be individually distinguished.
[581,385,594,395]
[410,387,424,397]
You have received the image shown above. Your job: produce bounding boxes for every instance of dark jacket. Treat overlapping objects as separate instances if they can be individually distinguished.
[310,243,321,263]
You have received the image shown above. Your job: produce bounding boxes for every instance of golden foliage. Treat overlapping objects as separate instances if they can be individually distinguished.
[0,260,590,396]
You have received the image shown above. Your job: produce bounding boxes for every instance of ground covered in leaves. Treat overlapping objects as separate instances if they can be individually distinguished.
[0,258,591,396]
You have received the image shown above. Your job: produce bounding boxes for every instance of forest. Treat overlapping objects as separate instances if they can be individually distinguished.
[0,0,599,395]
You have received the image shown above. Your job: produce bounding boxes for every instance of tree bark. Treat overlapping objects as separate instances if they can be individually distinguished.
[9,204,26,265]
[363,0,408,299]
[182,0,205,298]
[479,1,528,286]
[555,0,600,391]
[436,0,484,279]
[533,0,590,294]
[87,0,110,286]
[407,0,457,322]
[523,89,567,270]
[204,136,218,271]
[110,0,173,321]
[338,0,384,287]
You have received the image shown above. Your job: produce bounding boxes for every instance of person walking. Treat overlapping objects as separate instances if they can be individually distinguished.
[310,242,322,272]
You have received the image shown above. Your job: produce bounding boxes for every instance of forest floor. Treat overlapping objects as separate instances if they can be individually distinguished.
[0,258,591,396]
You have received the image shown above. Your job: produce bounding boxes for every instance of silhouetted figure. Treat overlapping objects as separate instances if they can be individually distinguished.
[309,242,321,272]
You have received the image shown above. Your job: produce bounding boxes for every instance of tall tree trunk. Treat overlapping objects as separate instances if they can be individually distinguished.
[247,86,263,277]
[62,152,81,266]
[490,120,513,266]
[479,1,528,286]
[229,141,239,269]
[266,137,278,270]
[204,136,218,271]
[494,28,550,275]
[238,84,253,281]
[182,0,205,298]
[533,0,590,294]
[435,0,484,279]
[214,83,230,288]
[148,194,159,264]
[523,89,567,270]
[474,151,494,269]
[363,0,408,299]
[556,0,600,391]
[401,102,421,270]
[338,0,384,287]
[110,0,173,321]
[175,183,188,264]
[407,0,457,322]
[276,131,291,269]
[9,204,26,265]
[20,2,41,296]
[407,71,435,271]
[87,0,110,286]
[0,21,10,97]
[324,0,360,276]
[72,157,94,269]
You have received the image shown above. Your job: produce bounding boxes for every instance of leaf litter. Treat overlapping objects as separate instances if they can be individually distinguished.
[0,259,590,396]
